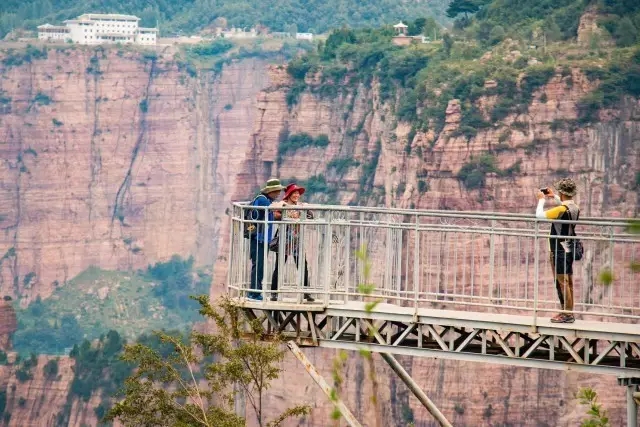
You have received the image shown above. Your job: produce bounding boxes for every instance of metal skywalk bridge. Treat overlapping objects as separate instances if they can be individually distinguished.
[227,203,640,427]
[226,203,640,378]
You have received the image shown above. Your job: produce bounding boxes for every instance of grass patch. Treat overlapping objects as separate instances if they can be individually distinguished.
[12,256,210,355]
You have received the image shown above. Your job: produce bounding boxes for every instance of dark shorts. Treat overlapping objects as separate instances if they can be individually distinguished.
[551,250,573,275]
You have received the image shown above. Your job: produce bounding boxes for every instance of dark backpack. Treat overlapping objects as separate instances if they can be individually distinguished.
[566,207,584,261]
[243,194,267,239]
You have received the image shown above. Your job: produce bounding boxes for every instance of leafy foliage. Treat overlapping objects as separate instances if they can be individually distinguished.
[447,0,482,19]
[578,47,640,122]
[1,45,47,67]
[327,158,361,176]
[578,387,610,427]
[43,358,59,379]
[278,132,329,160]
[457,154,521,189]
[106,296,310,427]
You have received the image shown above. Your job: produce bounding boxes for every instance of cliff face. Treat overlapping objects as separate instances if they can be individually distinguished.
[0,43,637,426]
[235,65,639,216]
[0,47,270,304]
[257,353,628,427]
[0,302,16,351]
[0,355,75,427]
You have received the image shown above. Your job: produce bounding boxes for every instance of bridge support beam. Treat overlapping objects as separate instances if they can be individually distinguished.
[619,377,640,427]
[380,353,453,427]
[287,341,363,427]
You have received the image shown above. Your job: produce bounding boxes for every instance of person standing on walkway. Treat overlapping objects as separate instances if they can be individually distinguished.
[247,178,284,301]
[535,178,580,323]
[270,183,315,302]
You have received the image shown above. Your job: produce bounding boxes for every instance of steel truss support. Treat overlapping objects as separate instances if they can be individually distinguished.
[237,304,640,377]
[618,377,640,427]
[380,352,453,427]
[287,341,362,427]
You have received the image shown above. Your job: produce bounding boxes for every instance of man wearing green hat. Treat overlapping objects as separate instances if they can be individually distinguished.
[247,178,284,300]
[535,178,580,324]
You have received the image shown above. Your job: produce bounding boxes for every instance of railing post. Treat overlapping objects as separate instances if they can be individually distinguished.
[413,214,420,313]
[262,206,269,303]
[276,219,285,302]
[297,217,305,304]
[324,211,333,305]
[533,221,540,328]
[608,225,615,310]
[489,219,496,304]
[344,219,351,304]
[227,205,236,298]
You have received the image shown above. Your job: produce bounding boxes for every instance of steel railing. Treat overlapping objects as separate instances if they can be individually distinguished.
[227,202,640,324]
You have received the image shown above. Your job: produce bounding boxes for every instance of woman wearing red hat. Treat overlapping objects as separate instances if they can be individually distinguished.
[270,183,315,302]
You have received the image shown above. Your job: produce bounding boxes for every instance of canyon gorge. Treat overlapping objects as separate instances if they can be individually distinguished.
[0,32,638,426]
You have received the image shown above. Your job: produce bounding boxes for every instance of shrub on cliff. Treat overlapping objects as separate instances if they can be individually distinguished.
[457,154,499,189]
[189,39,233,57]
[105,297,310,427]
[277,132,330,161]
[43,358,59,379]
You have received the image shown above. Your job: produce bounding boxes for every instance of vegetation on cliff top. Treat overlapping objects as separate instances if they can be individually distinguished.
[12,255,210,355]
[0,0,450,39]
[287,0,640,131]
[277,0,640,200]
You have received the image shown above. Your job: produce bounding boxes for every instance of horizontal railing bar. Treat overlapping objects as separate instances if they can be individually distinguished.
[232,202,637,225]
[231,218,639,242]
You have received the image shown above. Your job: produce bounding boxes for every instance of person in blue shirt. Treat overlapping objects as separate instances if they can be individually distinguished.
[247,178,284,300]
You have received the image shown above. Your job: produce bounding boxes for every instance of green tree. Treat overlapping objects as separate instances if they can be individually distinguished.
[614,17,638,47]
[544,18,563,42]
[489,25,505,45]
[446,0,480,19]
[43,359,59,379]
[442,33,454,57]
[106,296,310,427]
[578,387,610,427]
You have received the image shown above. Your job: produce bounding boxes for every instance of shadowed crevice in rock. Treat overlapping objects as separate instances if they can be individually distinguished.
[110,58,156,230]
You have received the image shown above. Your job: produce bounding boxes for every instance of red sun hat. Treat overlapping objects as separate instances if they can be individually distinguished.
[283,183,305,200]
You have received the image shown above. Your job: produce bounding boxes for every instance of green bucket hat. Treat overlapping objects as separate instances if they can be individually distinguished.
[554,178,577,197]
[261,178,285,194]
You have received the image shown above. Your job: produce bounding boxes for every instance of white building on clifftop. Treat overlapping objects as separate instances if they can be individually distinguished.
[38,13,158,45]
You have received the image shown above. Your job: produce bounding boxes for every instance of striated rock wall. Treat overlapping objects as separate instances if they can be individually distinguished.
[0,302,16,350]
[0,47,270,304]
[0,355,74,427]
[228,65,639,216]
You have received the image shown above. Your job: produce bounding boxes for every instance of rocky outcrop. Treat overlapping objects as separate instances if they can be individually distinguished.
[219,65,638,216]
[0,47,270,304]
[0,355,75,427]
[0,302,16,350]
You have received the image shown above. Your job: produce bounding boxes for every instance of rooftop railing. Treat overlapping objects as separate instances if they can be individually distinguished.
[227,203,640,325]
